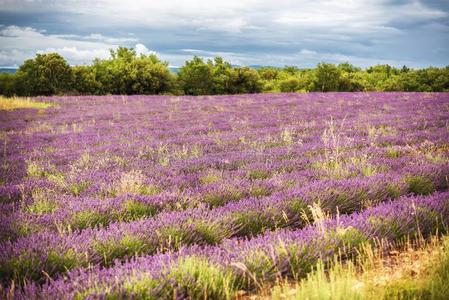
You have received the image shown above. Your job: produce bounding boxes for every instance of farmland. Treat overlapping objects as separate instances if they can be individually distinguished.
[1,92,449,299]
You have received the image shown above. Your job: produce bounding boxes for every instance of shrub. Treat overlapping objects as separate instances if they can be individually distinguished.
[68,181,90,196]
[203,187,244,207]
[163,256,239,299]
[0,249,85,283]
[193,220,233,245]
[233,211,273,237]
[27,198,58,215]
[122,199,158,221]
[199,170,223,184]
[406,175,435,195]
[331,226,368,249]
[249,185,272,197]
[70,210,109,230]
[118,170,160,196]
[247,169,271,180]
[95,235,150,266]
[386,183,401,199]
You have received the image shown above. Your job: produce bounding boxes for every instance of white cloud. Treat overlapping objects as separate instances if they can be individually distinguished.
[0,1,448,67]
[0,26,140,65]
[135,43,156,56]
[0,26,116,50]
[0,26,161,66]
[2,0,446,35]
[299,49,317,55]
[0,25,45,37]
[37,47,111,61]
[83,33,138,44]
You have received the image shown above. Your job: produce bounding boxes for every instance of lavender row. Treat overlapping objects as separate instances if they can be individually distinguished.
[12,190,449,300]
[2,93,448,189]
[1,153,447,243]
[1,162,447,284]
[1,93,448,292]
[3,135,440,205]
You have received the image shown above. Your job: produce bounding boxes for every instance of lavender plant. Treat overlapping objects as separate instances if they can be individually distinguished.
[0,92,448,298]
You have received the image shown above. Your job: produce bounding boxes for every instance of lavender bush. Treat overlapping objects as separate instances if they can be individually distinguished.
[0,92,448,299]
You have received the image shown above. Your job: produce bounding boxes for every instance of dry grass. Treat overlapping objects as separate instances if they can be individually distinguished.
[0,96,53,110]
[248,234,449,300]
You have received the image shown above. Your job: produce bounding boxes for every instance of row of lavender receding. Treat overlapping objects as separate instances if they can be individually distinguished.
[0,162,447,284]
[8,190,449,300]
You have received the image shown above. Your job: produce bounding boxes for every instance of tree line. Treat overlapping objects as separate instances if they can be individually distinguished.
[1,46,448,97]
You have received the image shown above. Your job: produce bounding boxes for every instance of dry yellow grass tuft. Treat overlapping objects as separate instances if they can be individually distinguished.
[248,234,449,300]
[0,96,53,110]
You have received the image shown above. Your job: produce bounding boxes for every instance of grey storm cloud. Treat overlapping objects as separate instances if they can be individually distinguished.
[0,0,448,67]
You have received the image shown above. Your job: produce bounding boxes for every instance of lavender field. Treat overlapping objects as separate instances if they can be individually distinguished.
[1,92,449,299]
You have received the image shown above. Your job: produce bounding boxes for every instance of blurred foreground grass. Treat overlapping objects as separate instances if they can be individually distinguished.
[255,234,449,300]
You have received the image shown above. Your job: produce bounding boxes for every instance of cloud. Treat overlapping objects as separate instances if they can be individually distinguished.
[0,25,117,50]
[37,47,111,62]
[135,43,156,56]
[295,48,414,67]
[0,25,146,66]
[52,33,138,44]
[299,49,318,55]
[83,33,138,44]
[0,1,448,67]
[0,25,45,38]
[2,0,446,34]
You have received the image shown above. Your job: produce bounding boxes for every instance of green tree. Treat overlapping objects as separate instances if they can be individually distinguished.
[338,62,360,73]
[313,62,341,92]
[283,66,299,75]
[279,77,300,92]
[337,63,364,91]
[178,56,214,95]
[381,75,403,91]
[0,73,17,97]
[15,53,72,96]
[95,47,135,94]
[364,64,402,91]
[366,64,398,76]
[416,67,449,92]
[258,67,279,80]
[130,54,174,94]
[90,47,173,95]
[71,65,100,95]
[228,67,262,94]
[209,57,233,94]
[5,49,449,96]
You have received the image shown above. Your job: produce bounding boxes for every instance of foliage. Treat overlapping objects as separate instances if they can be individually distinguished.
[268,235,449,300]
[1,49,449,96]
[228,66,262,94]
[70,65,100,95]
[313,62,341,92]
[0,73,16,97]
[177,56,262,95]
[177,56,214,95]
[90,47,174,95]
[15,53,72,96]
[163,256,239,299]
[405,175,436,195]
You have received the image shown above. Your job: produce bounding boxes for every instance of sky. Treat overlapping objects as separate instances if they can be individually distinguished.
[0,0,448,68]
